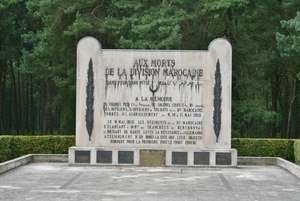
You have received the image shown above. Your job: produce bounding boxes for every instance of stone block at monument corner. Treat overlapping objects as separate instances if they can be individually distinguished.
[69,36,237,167]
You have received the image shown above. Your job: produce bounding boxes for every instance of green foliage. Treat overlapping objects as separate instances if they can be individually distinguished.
[1,0,300,137]
[59,95,76,134]
[0,136,75,163]
[0,137,12,163]
[276,11,300,78]
[294,140,300,165]
[276,11,300,58]
[275,10,300,138]
[232,138,295,162]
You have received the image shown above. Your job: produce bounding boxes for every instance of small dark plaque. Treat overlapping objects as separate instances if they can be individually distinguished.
[216,152,231,165]
[172,152,187,165]
[118,151,134,164]
[97,151,112,163]
[75,150,90,163]
[194,152,210,165]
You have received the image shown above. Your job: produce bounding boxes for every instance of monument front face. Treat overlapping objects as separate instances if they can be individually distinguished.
[76,37,232,149]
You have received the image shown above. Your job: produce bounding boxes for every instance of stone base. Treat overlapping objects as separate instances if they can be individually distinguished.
[69,147,237,167]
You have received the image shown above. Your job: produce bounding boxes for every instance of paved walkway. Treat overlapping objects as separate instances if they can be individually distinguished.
[0,163,300,200]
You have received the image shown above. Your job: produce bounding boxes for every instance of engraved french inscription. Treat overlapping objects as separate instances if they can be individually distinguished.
[76,37,232,150]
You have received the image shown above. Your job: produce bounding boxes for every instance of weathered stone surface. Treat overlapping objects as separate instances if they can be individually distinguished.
[3,162,300,200]
[76,37,232,149]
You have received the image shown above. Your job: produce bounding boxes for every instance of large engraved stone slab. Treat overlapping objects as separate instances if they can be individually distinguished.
[76,36,232,150]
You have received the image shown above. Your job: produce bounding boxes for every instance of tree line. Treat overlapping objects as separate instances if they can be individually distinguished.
[0,0,300,138]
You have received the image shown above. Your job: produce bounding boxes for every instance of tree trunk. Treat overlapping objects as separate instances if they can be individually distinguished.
[41,81,47,135]
[45,79,53,134]
[25,74,29,134]
[18,70,25,135]
[281,75,289,138]
[10,61,20,135]
[30,75,35,135]
[271,71,279,138]
[0,59,3,133]
[288,78,298,138]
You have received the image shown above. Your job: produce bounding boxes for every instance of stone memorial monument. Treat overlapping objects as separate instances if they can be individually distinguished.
[69,36,237,167]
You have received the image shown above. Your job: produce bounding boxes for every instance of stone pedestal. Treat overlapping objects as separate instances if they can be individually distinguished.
[69,147,237,167]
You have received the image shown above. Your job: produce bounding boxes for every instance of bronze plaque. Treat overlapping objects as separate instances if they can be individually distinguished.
[118,151,134,164]
[75,150,90,163]
[97,151,112,163]
[216,153,231,165]
[172,152,187,165]
[194,152,209,165]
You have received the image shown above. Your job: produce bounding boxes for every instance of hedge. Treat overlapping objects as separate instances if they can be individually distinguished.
[0,136,299,165]
[231,138,295,162]
[294,140,300,165]
[0,136,75,163]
